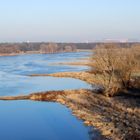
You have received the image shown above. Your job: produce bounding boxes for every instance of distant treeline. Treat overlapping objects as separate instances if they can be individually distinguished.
[68,42,140,49]
[0,42,139,54]
[0,43,76,54]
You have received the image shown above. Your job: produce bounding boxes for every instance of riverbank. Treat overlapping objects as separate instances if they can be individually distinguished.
[29,70,140,139]
[49,61,91,67]
[0,49,139,139]
[0,50,78,57]
[30,71,95,85]
[0,89,139,140]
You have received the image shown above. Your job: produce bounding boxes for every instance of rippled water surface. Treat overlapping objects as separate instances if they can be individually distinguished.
[0,52,100,140]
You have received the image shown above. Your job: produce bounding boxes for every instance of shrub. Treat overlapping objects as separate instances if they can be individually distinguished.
[91,44,140,96]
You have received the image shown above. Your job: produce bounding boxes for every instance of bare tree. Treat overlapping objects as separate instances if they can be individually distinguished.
[40,43,59,53]
[91,44,140,96]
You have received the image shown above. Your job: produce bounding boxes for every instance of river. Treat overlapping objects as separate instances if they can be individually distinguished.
[0,52,101,140]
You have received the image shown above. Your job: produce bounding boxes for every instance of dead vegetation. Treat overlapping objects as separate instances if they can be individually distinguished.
[26,44,140,139]
[49,61,91,67]
[30,71,95,85]
[0,89,140,140]
[91,44,140,96]
[31,44,140,97]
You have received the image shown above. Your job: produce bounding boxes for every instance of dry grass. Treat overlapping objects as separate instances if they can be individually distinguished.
[91,44,140,96]
[30,71,96,85]
[49,61,92,67]
[1,89,140,140]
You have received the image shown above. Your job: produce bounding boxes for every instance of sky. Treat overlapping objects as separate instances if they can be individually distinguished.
[0,0,140,42]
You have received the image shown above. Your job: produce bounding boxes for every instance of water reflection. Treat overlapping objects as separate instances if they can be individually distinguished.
[0,101,94,140]
[0,52,103,140]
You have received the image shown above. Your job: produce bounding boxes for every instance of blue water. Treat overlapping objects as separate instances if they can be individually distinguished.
[0,52,91,96]
[0,101,94,140]
[0,52,101,140]
[0,52,90,75]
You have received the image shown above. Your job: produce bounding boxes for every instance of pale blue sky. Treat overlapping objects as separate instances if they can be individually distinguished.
[0,0,140,42]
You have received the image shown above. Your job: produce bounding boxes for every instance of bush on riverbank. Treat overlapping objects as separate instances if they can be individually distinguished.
[91,44,140,96]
